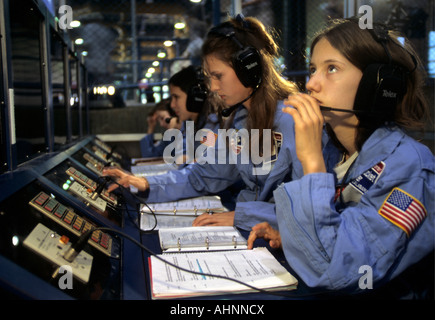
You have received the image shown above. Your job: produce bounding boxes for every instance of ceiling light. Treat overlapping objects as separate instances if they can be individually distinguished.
[75,38,84,45]
[157,49,166,59]
[108,86,115,96]
[174,22,185,30]
[70,20,81,28]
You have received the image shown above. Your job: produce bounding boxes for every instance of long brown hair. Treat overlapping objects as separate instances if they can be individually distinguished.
[310,18,430,151]
[201,16,299,135]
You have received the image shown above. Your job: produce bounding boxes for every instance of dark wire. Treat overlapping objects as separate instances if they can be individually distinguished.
[106,176,158,232]
[101,176,327,298]
[93,176,300,297]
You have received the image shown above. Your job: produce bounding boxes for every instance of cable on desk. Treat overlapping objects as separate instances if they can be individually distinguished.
[101,176,334,298]
[92,225,313,299]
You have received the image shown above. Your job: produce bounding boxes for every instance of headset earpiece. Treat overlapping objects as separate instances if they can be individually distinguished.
[353,24,407,119]
[186,82,208,113]
[232,45,262,88]
[186,67,208,113]
[207,16,262,89]
[354,63,406,117]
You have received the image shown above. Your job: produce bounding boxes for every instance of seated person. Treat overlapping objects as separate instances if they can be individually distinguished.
[248,18,434,298]
[103,15,339,231]
[166,65,221,165]
[139,98,179,158]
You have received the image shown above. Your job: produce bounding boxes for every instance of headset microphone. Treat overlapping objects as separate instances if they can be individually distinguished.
[221,92,253,117]
[221,104,240,117]
[220,82,260,117]
[319,106,361,114]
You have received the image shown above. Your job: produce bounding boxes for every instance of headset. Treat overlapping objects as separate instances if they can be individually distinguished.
[207,14,263,89]
[352,22,415,119]
[186,66,208,113]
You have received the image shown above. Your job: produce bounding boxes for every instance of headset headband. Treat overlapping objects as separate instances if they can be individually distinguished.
[207,14,262,88]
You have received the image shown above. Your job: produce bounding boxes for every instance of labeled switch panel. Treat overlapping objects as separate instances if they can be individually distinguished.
[68,181,108,213]
[83,152,106,175]
[65,167,117,206]
[29,192,113,256]
[23,223,93,284]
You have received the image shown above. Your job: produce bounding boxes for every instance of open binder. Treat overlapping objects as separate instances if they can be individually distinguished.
[131,162,178,177]
[158,226,247,252]
[141,196,226,216]
[148,247,298,299]
[140,196,228,231]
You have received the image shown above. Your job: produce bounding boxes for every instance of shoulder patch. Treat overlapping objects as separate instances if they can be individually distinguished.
[378,187,427,236]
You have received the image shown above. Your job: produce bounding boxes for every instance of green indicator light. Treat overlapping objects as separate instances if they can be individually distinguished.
[62,183,70,190]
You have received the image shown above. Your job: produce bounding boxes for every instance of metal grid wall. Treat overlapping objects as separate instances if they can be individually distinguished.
[56,0,433,108]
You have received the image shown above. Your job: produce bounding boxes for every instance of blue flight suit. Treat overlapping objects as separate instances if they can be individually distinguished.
[139,102,340,231]
[274,126,434,295]
[140,133,170,158]
[139,113,220,161]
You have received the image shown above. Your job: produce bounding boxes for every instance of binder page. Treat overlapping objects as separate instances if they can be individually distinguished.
[149,247,297,299]
[131,162,177,177]
[140,212,196,231]
[159,226,247,252]
[141,196,226,216]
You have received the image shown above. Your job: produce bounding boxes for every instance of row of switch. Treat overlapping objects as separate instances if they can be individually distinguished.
[66,167,117,205]
[83,152,105,173]
[30,192,112,255]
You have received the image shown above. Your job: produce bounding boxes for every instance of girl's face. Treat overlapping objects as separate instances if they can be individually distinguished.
[306,38,363,129]
[204,54,253,110]
[169,84,196,122]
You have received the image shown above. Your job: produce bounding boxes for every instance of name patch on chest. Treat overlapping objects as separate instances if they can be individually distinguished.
[349,162,385,195]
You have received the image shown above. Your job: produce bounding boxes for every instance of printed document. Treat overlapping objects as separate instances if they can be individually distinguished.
[149,247,298,299]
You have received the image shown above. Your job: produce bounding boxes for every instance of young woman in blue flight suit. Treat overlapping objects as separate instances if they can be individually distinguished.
[247,18,434,297]
[166,65,221,165]
[104,15,339,230]
[140,65,220,162]
[139,98,179,158]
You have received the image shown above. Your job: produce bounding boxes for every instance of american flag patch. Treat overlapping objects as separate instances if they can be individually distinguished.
[198,129,217,147]
[379,188,427,236]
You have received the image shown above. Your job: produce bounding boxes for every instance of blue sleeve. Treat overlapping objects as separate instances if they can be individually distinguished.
[139,134,169,158]
[274,164,435,292]
[234,201,277,231]
[143,166,204,202]
[145,161,241,203]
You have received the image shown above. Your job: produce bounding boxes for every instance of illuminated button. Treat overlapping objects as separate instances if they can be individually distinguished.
[91,230,101,243]
[63,212,74,225]
[59,235,69,245]
[54,204,67,218]
[73,216,84,231]
[35,193,49,206]
[82,222,93,234]
[99,233,109,249]
[44,199,58,212]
